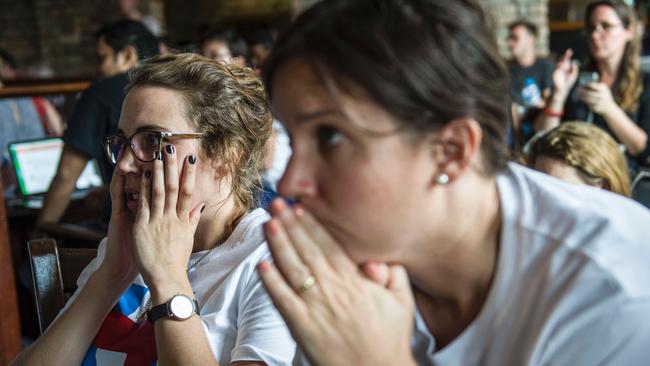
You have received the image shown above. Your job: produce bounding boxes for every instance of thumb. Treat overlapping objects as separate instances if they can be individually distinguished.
[387,265,414,307]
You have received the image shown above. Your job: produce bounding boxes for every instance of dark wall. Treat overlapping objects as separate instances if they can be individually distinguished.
[0,0,119,77]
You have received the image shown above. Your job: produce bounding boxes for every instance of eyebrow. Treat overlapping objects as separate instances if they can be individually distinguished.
[117,123,168,135]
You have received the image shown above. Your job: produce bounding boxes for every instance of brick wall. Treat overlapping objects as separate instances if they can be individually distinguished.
[294,0,551,58]
[0,0,166,77]
[1,0,549,77]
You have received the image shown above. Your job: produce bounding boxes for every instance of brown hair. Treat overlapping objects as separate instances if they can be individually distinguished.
[127,53,273,213]
[585,0,642,112]
[263,0,510,175]
[529,122,631,196]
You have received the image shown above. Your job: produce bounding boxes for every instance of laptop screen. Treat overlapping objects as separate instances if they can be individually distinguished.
[8,137,103,197]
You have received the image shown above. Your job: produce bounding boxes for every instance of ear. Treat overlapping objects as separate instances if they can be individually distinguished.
[429,118,483,184]
[117,45,139,71]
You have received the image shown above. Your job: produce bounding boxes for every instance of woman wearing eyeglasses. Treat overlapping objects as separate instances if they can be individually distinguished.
[12,54,295,365]
[255,0,650,365]
[538,0,650,169]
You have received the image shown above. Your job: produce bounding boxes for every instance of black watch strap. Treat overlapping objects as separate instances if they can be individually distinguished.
[147,296,199,323]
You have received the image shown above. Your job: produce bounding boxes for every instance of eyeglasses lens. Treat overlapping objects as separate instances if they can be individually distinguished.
[107,136,125,164]
[132,131,161,162]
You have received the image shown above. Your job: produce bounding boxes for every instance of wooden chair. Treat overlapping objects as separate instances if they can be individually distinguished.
[27,238,97,335]
[0,178,21,364]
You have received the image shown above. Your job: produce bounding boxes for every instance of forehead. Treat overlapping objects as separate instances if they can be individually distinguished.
[203,40,229,50]
[270,59,399,133]
[510,25,531,37]
[590,5,621,22]
[119,86,193,134]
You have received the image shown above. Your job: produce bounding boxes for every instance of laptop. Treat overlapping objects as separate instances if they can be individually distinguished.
[7,137,103,207]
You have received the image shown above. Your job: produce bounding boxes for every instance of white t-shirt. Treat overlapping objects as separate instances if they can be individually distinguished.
[412,163,650,365]
[69,208,296,365]
[263,120,292,191]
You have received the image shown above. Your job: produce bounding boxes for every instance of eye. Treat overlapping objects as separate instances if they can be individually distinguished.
[316,125,344,153]
[142,132,160,148]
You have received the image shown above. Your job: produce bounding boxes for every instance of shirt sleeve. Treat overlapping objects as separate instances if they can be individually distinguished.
[231,253,296,366]
[63,89,107,161]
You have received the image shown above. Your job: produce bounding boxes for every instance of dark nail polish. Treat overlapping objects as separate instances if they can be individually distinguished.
[189,155,196,165]
[200,205,206,213]
[144,171,151,179]
[166,144,175,155]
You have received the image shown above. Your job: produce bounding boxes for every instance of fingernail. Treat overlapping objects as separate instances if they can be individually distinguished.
[144,171,151,179]
[189,155,196,164]
[165,144,175,155]
[258,261,271,272]
[294,205,304,217]
[200,204,206,213]
[271,198,287,214]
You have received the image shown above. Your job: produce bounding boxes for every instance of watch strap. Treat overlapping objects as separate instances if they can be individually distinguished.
[148,295,199,323]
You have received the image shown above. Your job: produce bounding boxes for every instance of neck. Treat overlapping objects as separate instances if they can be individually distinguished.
[406,172,501,346]
[515,50,536,68]
[192,196,243,252]
[596,55,623,86]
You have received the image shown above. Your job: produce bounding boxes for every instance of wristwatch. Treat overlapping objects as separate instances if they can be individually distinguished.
[148,294,199,323]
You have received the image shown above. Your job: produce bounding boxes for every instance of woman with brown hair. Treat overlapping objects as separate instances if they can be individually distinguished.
[12,54,295,365]
[538,0,650,169]
[529,121,631,196]
[255,0,650,364]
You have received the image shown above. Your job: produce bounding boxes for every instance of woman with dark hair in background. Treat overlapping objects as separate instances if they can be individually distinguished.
[256,0,650,364]
[538,0,650,170]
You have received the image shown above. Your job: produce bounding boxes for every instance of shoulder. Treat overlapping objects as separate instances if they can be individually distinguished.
[498,163,650,297]
[82,73,128,105]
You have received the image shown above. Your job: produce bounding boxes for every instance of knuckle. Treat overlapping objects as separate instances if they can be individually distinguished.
[152,186,164,199]
[181,185,193,197]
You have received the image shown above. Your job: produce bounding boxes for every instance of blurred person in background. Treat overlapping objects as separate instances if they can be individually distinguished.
[36,20,159,233]
[506,20,553,147]
[0,49,63,190]
[528,121,631,196]
[248,28,274,71]
[116,0,162,36]
[538,0,650,170]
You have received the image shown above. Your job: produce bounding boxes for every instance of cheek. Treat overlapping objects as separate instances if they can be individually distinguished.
[319,162,417,261]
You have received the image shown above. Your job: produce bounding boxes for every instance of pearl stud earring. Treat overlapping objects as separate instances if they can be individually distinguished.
[436,173,450,185]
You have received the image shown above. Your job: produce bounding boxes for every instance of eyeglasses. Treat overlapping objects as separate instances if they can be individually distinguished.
[104,130,203,165]
[585,22,623,35]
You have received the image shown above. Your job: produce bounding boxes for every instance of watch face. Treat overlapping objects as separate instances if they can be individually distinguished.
[169,295,195,319]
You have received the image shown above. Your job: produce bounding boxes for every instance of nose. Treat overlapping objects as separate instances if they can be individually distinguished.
[115,146,142,176]
[277,154,317,202]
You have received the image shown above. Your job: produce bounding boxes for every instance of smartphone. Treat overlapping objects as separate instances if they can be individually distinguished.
[578,71,599,87]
